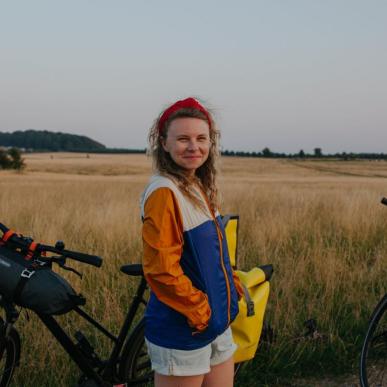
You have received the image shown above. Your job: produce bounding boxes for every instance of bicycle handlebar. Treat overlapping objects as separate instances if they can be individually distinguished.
[39,244,103,267]
[0,222,102,268]
[0,223,8,234]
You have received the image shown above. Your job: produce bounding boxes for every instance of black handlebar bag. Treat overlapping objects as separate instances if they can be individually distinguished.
[0,245,84,315]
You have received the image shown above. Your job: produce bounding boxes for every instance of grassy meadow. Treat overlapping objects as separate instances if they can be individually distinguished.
[1,153,387,386]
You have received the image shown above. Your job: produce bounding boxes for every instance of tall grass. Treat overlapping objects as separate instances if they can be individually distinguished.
[0,154,386,386]
[226,182,387,385]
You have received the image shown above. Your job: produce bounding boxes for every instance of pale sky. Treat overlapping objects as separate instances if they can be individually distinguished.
[1,0,386,153]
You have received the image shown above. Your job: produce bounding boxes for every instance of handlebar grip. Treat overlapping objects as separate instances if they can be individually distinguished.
[382,197,387,206]
[62,249,103,267]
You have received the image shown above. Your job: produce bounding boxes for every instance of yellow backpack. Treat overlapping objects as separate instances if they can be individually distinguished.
[222,215,272,364]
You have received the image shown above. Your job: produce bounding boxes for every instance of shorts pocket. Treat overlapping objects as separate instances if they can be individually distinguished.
[145,338,172,375]
[213,327,235,352]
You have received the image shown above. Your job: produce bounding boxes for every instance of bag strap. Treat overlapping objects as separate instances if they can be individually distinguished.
[13,268,36,304]
[241,283,255,317]
[25,241,38,260]
[221,214,231,228]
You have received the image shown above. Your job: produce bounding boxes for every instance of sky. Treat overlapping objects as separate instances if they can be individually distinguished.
[1,0,386,154]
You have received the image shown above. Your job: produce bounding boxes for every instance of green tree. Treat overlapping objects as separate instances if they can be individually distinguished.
[8,147,25,170]
[314,147,323,157]
[0,149,11,169]
[262,147,272,158]
[0,148,25,170]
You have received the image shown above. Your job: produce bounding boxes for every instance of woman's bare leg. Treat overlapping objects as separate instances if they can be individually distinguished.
[202,356,234,387]
[155,372,205,387]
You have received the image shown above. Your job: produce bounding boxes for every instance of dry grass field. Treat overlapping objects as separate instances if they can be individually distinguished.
[1,153,387,386]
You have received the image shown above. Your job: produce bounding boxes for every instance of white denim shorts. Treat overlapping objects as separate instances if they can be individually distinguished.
[145,327,237,376]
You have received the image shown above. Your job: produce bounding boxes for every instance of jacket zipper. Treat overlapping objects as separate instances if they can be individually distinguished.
[197,187,232,326]
[213,218,231,326]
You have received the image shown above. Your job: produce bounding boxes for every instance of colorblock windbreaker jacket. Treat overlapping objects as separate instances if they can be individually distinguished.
[141,175,243,350]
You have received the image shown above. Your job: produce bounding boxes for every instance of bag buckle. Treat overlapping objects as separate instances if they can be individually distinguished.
[21,268,35,279]
[246,300,255,317]
[241,283,256,317]
[34,259,47,267]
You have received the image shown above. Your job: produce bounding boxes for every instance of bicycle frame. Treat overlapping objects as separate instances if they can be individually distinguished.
[4,274,148,386]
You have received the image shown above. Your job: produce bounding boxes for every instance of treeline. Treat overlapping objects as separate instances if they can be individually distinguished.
[67,148,146,154]
[0,130,106,151]
[222,147,387,160]
[1,130,386,160]
[0,148,25,170]
[56,147,387,159]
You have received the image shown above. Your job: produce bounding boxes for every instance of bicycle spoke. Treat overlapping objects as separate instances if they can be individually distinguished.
[138,350,147,358]
[135,359,151,373]
[0,348,5,378]
[367,356,387,386]
[0,335,17,387]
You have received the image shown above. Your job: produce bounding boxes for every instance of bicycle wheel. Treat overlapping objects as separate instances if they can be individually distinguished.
[119,318,153,386]
[360,294,387,387]
[0,318,20,387]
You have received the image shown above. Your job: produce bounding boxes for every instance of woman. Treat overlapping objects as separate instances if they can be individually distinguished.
[141,97,244,387]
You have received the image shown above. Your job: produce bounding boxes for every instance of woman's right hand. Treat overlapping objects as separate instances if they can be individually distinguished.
[188,296,212,334]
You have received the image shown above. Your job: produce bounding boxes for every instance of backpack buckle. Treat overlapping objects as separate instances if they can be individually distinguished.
[246,300,255,317]
[21,268,35,279]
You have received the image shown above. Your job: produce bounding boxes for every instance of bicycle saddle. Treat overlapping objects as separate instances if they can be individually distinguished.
[120,264,143,277]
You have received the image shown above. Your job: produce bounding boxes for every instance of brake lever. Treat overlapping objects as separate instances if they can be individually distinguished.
[60,264,83,279]
[51,255,83,279]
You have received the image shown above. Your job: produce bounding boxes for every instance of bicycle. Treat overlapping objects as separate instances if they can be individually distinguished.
[0,219,273,387]
[0,221,152,387]
[359,197,387,387]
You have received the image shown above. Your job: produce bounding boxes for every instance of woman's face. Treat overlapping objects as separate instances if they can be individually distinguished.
[161,117,211,176]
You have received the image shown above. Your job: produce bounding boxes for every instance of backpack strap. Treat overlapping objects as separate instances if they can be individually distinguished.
[241,283,255,317]
[221,214,231,228]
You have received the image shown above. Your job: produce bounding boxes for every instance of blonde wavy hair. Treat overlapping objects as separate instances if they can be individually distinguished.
[148,105,220,213]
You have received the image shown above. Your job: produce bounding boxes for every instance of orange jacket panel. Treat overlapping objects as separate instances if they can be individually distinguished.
[142,187,211,332]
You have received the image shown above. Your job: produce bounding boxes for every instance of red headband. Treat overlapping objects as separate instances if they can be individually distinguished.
[157,97,211,133]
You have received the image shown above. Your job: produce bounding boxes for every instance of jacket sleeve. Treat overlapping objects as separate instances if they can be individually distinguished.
[232,270,244,300]
[142,187,211,332]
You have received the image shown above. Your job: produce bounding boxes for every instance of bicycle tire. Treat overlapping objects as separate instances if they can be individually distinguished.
[0,319,20,387]
[360,294,387,387]
[119,318,153,386]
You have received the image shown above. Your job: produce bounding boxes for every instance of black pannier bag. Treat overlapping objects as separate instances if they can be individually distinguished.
[0,244,84,315]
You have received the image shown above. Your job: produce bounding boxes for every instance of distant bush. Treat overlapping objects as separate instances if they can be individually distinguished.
[0,147,25,170]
